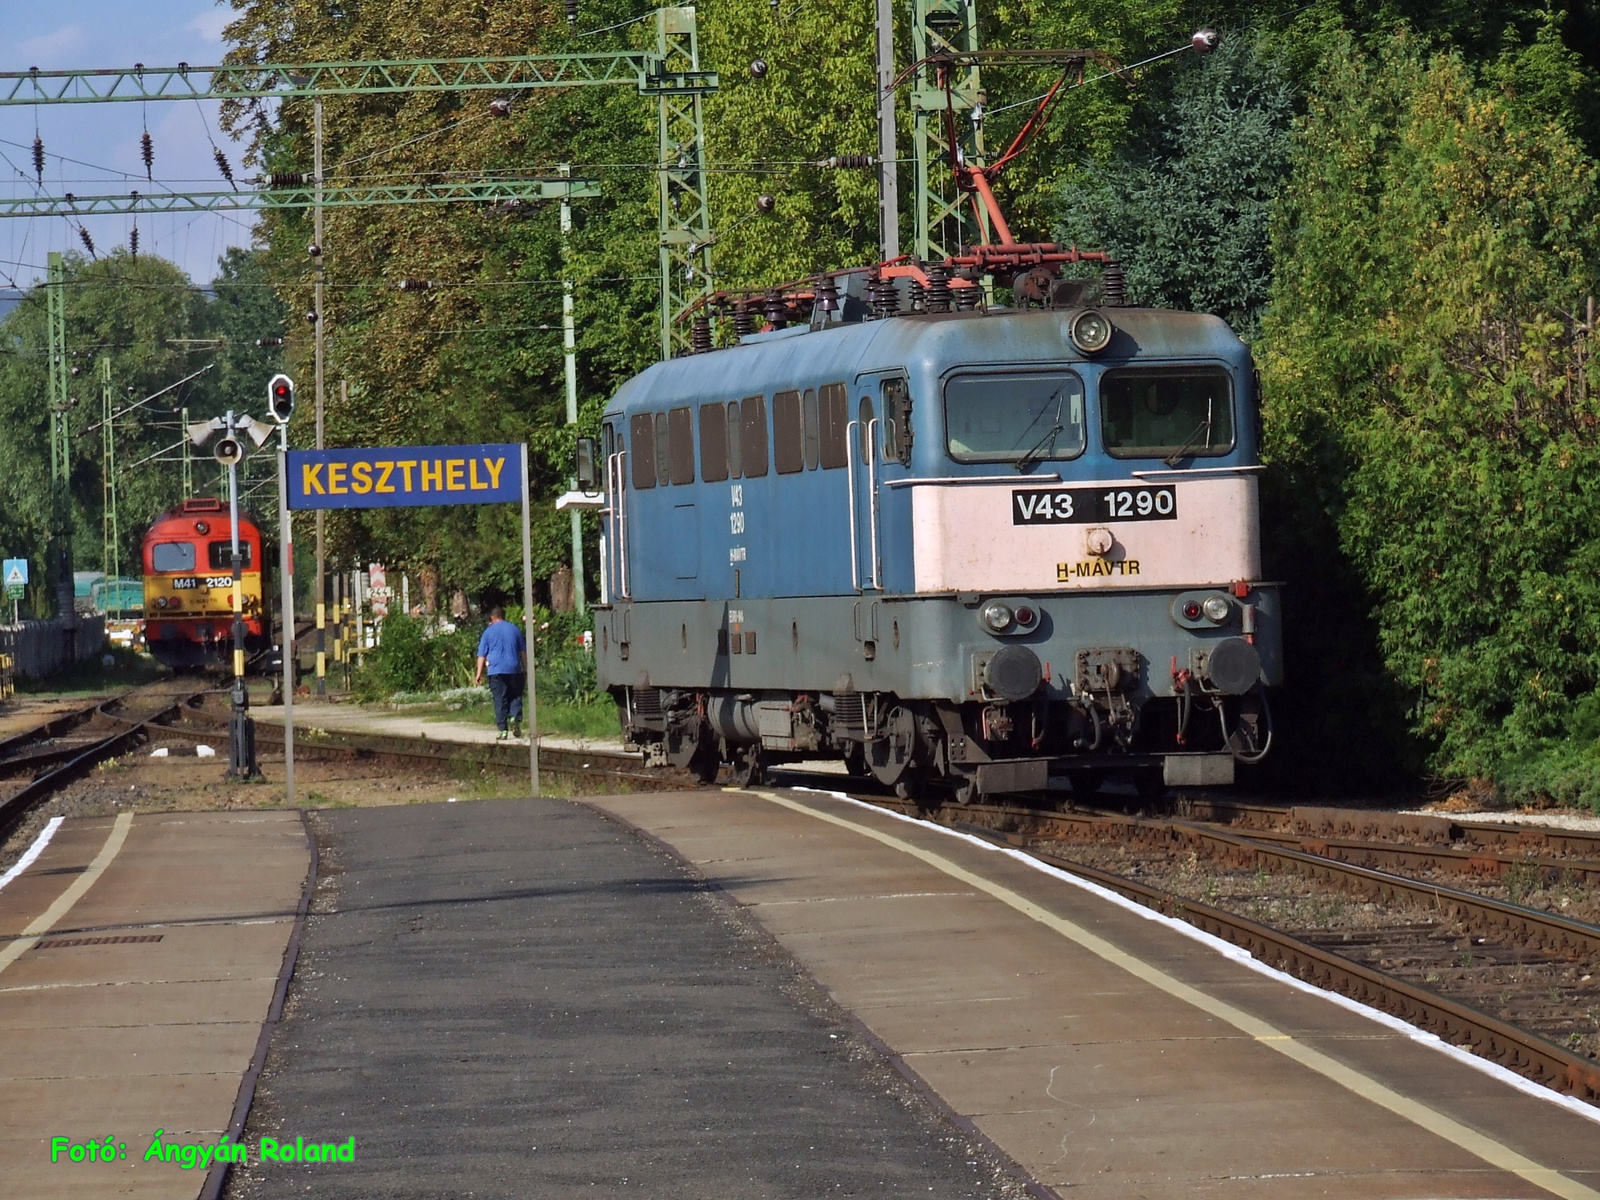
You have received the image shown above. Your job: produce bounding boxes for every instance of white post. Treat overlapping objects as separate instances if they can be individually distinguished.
[277,431,295,804]
[561,165,587,615]
[519,443,539,797]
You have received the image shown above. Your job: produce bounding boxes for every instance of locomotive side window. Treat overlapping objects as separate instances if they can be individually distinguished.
[1100,367,1234,460]
[207,541,253,569]
[818,383,848,468]
[699,403,729,483]
[943,371,1085,464]
[151,542,196,573]
[773,390,804,474]
[667,407,696,484]
[802,389,820,470]
[654,413,673,486]
[881,377,912,464]
[726,401,743,478]
[740,395,769,477]
[628,413,656,488]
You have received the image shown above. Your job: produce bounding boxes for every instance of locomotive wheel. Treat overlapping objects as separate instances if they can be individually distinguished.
[946,772,978,805]
[734,747,766,788]
[866,705,918,787]
[1067,769,1104,797]
[688,743,721,785]
[843,743,871,777]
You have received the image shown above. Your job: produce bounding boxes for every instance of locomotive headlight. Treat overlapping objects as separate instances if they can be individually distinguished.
[1069,308,1113,354]
[982,601,1014,632]
[1202,595,1231,622]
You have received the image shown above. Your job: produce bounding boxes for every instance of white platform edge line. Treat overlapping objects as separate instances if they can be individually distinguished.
[0,817,64,894]
[793,786,1600,1128]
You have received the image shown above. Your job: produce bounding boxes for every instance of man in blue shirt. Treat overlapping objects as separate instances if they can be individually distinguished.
[473,607,528,741]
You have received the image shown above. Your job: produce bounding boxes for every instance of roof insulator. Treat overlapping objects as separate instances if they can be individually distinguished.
[732,301,755,338]
[140,131,154,180]
[763,290,788,329]
[691,314,712,353]
[924,263,952,313]
[815,276,839,312]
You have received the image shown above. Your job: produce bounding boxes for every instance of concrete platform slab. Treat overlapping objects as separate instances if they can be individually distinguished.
[0,809,308,1200]
[589,788,1600,1200]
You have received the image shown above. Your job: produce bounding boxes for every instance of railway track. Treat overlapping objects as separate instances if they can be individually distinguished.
[841,791,1600,1106]
[0,681,209,840]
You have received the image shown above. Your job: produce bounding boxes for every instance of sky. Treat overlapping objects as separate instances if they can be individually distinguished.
[0,1,257,289]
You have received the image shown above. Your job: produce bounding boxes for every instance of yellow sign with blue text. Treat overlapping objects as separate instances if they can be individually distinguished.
[287,445,519,510]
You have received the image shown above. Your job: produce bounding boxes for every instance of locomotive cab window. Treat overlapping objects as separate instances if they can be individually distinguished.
[740,395,769,477]
[628,413,656,489]
[699,403,729,482]
[943,371,1085,464]
[818,383,848,468]
[882,377,912,464]
[667,407,695,484]
[151,542,196,573]
[207,541,253,570]
[1100,367,1234,460]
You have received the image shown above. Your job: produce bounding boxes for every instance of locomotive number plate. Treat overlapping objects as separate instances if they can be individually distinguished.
[1012,486,1177,525]
[172,577,200,589]
[170,576,233,590]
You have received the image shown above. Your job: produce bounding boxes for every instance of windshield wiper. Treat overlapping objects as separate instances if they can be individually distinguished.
[1162,395,1215,467]
[1014,387,1069,474]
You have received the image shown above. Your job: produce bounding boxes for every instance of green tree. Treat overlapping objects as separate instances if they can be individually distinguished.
[1257,35,1600,797]
[1054,35,1293,337]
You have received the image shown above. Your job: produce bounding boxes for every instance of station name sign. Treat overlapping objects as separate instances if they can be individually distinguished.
[287,444,521,510]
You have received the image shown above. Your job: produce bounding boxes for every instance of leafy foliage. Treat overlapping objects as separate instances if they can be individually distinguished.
[1054,35,1293,337]
[1257,35,1600,799]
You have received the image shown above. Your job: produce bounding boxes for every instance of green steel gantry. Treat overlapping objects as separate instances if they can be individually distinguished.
[0,179,601,218]
[45,252,73,620]
[909,0,986,263]
[0,6,717,356]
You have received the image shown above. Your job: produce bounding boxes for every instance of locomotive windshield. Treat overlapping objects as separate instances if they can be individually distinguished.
[1100,367,1234,461]
[943,371,1086,465]
[151,542,196,573]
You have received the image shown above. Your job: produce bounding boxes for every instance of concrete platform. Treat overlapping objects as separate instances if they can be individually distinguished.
[590,788,1600,1199]
[250,701,632,757]
[223,797,1021,1199]
[0,810,309,1200]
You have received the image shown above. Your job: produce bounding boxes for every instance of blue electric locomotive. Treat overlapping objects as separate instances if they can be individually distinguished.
[583,269,1280,800]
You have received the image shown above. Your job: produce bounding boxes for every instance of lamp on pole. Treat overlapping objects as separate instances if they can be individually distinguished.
[188,409,275,780]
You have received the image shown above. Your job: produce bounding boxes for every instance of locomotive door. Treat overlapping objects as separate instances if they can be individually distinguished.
[602,418,631,600]
[848,372,906,591]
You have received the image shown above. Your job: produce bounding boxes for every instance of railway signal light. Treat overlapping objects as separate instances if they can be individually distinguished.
[268,374,295,423]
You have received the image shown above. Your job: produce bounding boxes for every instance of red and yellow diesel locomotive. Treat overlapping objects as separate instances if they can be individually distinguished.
[141,498,269,670]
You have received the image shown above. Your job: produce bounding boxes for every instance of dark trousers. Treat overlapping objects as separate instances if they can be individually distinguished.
[487,673,524,731]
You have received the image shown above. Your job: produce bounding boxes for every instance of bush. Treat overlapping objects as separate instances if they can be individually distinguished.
[355,615,479,700]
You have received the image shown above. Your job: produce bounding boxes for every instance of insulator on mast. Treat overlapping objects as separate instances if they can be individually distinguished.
[140,131,154,180]
[823,154,873,169]
[77,226,95,257]
[256,337,285,347]
[749,59,768,78]
[269,171,308,188]
[756,194,775,214]
[129,226,139,261]
[564,0,578,26]
[214,148,237,189]
[31,136,44,183]
[489,97,512,118]
[398,279,433,292]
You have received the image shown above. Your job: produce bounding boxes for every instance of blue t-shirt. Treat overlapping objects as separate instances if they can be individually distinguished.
[476,620,526,676]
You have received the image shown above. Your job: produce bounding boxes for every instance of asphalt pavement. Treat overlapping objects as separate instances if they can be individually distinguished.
[222,796,1027,1199]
